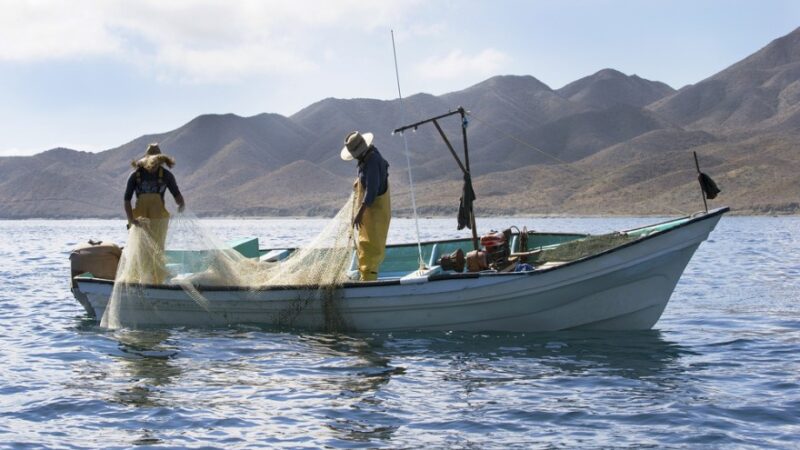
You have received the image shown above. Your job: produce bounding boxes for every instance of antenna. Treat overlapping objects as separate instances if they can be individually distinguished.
[391,30,425,270]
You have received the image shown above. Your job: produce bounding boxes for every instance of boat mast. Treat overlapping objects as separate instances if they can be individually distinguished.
[391,30,426,269]
[459,108,478,242]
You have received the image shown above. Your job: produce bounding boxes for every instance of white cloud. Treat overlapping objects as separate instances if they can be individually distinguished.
[0,1,120,60]
[414,48,511,80]
[153,43,319,83]
[0,0,424,82]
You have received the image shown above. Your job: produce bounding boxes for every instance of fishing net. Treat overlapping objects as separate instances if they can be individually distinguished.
[528,232,638,264]
[100,217,169,329]
[101,194,357,331]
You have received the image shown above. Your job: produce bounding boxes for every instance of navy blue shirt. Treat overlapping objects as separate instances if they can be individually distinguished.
[124,168,181,202]
[358,147,389,207]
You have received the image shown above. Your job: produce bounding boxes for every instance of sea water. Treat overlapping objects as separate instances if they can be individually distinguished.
[0,216,798,449]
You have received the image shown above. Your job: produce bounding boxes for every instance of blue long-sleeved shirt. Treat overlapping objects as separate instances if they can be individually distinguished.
[357,147,389,206]
[124,168,181,202]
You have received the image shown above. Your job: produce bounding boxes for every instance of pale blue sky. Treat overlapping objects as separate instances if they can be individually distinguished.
[0,0,798,156]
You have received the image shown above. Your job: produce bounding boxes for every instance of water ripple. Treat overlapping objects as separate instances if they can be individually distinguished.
[0,217,798,448]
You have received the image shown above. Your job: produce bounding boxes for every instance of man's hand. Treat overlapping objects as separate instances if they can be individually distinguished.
[129,218,141,228]
[175,195,186,213]
[353,204,366,230]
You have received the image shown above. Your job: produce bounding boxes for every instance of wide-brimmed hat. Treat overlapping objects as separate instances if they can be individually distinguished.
[131,142,175,171]
[340,131,373,161]
[145,143,162,156]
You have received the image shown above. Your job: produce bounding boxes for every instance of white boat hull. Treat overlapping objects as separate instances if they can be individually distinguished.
[73,210,725,332]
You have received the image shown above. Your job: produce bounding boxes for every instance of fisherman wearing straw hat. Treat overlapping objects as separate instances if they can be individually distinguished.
[341,131,390,281]
[123,143,186,284]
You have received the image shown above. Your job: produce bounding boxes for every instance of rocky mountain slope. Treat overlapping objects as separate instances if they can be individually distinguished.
[649,27,800,133]
[2,28,799,219]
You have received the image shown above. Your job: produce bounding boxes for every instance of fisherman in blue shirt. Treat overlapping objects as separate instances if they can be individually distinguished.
[341,131,390,281]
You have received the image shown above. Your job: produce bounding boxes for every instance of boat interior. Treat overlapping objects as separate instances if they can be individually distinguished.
[71,215,698,286]
[168,215,693,282]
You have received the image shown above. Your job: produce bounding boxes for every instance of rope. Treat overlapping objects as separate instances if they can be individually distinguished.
[391,30,425,269]
[468,112,690,216]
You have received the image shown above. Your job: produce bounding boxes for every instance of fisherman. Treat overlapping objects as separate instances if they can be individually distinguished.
[123,143,185,284]
[341,131,390,281]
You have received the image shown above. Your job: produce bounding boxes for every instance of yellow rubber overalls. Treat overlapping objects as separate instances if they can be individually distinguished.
[354,182,391,281]
[129,168,171,284]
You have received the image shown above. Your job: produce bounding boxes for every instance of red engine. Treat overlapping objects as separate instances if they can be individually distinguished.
[479,229,511,269]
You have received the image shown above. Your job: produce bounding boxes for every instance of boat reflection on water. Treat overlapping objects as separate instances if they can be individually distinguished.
[291,329,690,445]
[69,325,692,447]
[369,329,690,386]
[520,330,690,380]
[111,330,180,409]
[84,330,180,447]
[297,333,406,443]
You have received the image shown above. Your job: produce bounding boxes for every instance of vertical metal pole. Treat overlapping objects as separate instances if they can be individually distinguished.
[391,30,426,269]
[459,107,479,250]
[693,151,708,214]
[460,108,471,171]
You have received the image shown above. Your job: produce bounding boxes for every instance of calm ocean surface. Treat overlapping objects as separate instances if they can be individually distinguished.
[0,215,798,449]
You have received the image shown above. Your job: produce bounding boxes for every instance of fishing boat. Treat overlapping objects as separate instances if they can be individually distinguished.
[72,206,726,331]
[70,107,728,331]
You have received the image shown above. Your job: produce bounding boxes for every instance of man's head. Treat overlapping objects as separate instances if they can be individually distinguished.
[132,142,175,171]
[145,143,162,156]
[340,131,373,161]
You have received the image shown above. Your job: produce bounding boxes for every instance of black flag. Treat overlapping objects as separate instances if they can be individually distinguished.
[457,173,476,230]
[698,172,720,200]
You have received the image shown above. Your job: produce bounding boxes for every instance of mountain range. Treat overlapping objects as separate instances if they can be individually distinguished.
[2,28,799,219]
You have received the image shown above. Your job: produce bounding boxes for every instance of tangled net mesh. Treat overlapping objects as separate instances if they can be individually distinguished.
[528,232,637,264]
[101,194,357,331]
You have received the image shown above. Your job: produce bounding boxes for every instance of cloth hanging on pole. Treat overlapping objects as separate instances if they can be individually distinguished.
[457,173,476,230]
[698,172,721,200]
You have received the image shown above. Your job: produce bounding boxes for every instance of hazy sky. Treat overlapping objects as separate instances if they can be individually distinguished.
[1,0,798,156]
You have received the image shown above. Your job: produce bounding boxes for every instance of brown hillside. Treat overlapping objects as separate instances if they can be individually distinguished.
[1,29,799,218]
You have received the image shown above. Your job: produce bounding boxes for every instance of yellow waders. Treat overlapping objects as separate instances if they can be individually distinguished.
[130,193,170,284]
[355,183,391,281]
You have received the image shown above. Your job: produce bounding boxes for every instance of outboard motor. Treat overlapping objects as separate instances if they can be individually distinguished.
[466,229,513,272]
[480,229,511,269]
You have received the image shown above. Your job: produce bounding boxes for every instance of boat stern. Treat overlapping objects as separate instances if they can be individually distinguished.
[71,284,96,318]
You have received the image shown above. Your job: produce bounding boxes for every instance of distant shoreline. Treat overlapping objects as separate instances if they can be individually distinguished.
[1,210,797,221]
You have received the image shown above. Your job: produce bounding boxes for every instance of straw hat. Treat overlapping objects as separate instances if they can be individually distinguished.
[340,131,373,161]
[145,143,162,156]
[131,142,175,171]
